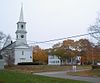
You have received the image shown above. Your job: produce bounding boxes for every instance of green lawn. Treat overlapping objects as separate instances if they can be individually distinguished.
[0,70,90,83]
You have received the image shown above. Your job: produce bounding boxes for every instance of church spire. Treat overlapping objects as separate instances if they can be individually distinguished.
[16,4,27,44]
[19,4,24,22]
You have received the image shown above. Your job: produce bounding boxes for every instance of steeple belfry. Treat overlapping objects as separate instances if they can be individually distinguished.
[19,4,24,22]
[16,4,27,45]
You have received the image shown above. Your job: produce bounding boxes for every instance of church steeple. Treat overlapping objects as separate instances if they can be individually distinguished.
[19,4,24,22]
[16,5,27,45]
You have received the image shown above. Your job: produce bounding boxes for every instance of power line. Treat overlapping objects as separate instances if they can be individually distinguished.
[3,32,99,44]
[30,31,99,44]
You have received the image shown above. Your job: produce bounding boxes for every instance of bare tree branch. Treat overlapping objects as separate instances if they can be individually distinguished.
[88,14,100,42]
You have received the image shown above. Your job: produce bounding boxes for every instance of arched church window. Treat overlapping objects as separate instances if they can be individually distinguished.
[21,35,24,38]
[21,25,23,29]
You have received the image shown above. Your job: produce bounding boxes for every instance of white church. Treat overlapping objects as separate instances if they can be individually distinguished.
[0,6,33,65]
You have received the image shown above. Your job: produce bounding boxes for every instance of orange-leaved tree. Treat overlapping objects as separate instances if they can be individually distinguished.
[33,46,48,64]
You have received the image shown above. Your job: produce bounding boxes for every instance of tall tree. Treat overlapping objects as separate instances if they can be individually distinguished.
[52,47,67,65]
[51,40,78,65]
[75,39,93,64]
[0,31,6,49]
[62,40,78,64]
[92,45,100,63]
[33,46,48,64]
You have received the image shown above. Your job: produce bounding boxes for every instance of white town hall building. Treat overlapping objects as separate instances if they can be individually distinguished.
[0,6,33,65]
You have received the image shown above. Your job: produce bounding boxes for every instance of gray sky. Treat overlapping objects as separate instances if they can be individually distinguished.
[0,0,100,48]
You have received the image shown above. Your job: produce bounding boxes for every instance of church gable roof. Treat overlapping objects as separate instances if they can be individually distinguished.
[0,41,31,52]
[0,41,16,52]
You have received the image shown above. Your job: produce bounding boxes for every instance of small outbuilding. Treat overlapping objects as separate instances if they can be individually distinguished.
[48,55,61,65]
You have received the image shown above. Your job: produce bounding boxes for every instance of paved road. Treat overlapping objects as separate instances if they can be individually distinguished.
[33,70,100,83]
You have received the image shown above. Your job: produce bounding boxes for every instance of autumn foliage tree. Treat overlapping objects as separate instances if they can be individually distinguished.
[92,45,100,63]
[33,46,48,64]
[50,40,79,65]
[61,40,79,64]
[75,39,93,64]
[88,14,100,64]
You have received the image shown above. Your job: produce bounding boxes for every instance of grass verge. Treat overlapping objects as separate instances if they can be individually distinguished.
[67,69,100,77]
[0,70,90,83]
[5,65,91,73]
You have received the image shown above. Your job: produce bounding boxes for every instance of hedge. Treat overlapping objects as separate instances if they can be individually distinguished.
[92,65,100,70]
[18,62,43,65]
